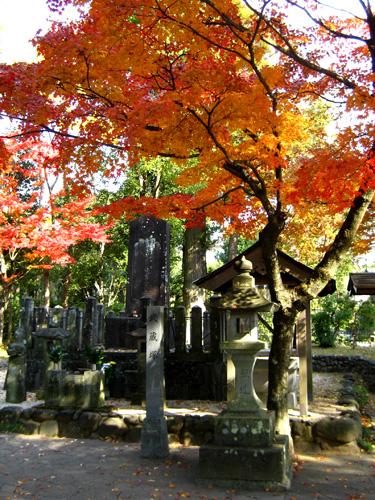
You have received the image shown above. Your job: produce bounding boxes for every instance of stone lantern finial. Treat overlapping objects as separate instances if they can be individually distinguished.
[232,256,255,291]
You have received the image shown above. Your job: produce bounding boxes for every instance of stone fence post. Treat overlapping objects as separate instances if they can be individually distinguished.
[190,305,202,353]
[174,306,186,353]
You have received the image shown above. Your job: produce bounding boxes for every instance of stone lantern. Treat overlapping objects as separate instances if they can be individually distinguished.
[217,256,275,402]
[199,257,292,491]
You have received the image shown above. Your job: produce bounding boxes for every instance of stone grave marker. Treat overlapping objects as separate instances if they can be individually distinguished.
[5,342,26,403]
[125,216,170,316]
[140,306,169,458]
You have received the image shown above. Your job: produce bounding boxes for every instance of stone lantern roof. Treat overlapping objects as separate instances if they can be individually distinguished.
[195,240,336,296]
[215,256,277,313]
[347,272,375,295]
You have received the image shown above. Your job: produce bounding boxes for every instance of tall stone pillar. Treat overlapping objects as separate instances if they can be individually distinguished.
[140,306,169,458]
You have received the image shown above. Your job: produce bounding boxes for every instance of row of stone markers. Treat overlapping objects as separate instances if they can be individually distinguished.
[4,296,106,404]
[4,296,226,403]
[104,304,219,354]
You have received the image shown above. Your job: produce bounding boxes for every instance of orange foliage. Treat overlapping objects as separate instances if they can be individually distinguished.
[0,137,110,283]
[0,0,373,259]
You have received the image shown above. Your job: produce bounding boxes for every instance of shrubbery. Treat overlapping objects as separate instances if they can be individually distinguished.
[313,295,375,348]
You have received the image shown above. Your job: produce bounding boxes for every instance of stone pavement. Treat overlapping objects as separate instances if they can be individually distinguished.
[0,433,374,500]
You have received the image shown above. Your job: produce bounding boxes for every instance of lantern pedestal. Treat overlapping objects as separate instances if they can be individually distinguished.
[199,332,291,491]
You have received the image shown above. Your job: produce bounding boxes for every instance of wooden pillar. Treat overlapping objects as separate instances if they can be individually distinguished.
[306,302,313,401]
[296,310,308,416]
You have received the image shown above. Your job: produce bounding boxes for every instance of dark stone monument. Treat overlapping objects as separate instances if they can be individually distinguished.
[125,217,170,316]
[140,306,169,458]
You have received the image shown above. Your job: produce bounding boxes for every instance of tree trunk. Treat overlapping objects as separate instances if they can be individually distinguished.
[43,269,50,309]
[62,272,71,308]
[258,215,295,435]
[0,250,7,344]
[267,307,298,435]
[0,284,12,345]
[227,233,239,261]
[183,225,207,312]
[0,293,4,345]
[6,285,14,343]
[263,190,373,435]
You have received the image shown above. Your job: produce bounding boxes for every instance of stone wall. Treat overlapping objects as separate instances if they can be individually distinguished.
[0,404,214,446]
[312,355,375,392]
[1,354,372,450]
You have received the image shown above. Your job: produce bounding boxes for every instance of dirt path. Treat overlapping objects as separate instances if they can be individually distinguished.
[0,433,374,499]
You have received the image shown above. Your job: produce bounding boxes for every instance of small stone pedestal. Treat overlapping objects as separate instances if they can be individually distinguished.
[199,333,291,491]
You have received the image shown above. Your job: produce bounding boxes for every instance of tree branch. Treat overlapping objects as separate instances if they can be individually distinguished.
[192,184,248,211]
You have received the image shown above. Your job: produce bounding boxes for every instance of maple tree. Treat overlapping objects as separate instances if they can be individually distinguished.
[0,0,374,432]
[0,137,110,342]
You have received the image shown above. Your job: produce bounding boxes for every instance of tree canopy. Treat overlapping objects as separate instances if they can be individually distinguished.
[0,0,374,432]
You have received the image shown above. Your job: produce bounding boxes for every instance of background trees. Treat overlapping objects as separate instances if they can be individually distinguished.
[0,137,110,342]
[0,0,373,432]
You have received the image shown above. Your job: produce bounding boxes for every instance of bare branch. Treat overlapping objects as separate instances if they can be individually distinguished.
[286,0,368,41]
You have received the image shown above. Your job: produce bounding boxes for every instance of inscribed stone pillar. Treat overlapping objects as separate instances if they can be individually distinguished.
[66,307,77,334]
[140,306,169,458]
[125,216,170,316]
[64,307,77,349]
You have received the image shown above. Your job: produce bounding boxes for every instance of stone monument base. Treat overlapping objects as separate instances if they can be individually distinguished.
[214,409,275,447]
[140,417,169,458]
[44,370,105,409]
[199,434,291,491]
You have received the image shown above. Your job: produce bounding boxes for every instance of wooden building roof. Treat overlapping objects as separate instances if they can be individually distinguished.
[348,273,375,295]
[195,241,336,297]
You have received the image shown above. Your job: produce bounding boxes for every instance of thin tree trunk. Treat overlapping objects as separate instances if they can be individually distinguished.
[259,215,294,435]
[0,293,4,345]
[0,284,12,345]
[267,307,298,435]
[62,272,71,308]
[43,269,50,309]
[227,233,239,261]
[0,250,8,344]
[183,225,207,311]
[6,285,14,343]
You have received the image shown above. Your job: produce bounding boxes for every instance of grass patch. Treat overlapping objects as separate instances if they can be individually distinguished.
[312,345,375,360]
[0,421,25,434]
